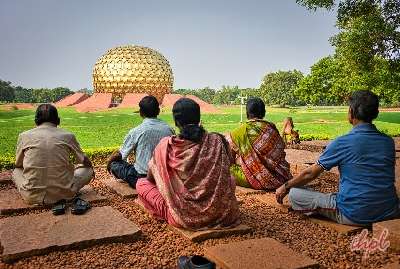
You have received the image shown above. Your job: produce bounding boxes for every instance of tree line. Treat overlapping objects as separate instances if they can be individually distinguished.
[0,80,74,104]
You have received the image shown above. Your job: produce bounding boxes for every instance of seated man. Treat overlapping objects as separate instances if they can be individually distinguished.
[136,98,240,229]
[12,104,94,205]
[282,117,300,145]
[276,90,400,226]
[227,97,292,190]
[107,95,174,188]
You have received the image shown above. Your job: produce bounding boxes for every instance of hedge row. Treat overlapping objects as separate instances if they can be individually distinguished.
[0,147,119,171]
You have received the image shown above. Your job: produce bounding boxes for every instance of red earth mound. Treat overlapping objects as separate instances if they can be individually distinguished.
[74,93,112,112]
[161,94,218,113]
[161,94,183,108]
[185,95,218,113]
[55,93,89,107]
[119,93,148,108]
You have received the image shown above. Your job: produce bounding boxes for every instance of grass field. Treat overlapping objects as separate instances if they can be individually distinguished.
[1,106,399,158]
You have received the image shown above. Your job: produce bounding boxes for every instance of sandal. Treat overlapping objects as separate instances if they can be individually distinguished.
[52,199,66,215]
[71,197,91,215]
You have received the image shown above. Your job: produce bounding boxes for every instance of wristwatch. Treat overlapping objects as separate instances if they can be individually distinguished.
[284,182,291,191]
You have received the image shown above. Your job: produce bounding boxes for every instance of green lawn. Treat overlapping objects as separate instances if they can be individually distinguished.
[1,106,399,158]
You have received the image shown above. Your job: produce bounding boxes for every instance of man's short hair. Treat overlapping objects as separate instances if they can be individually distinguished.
[139,95,160,118]
[35,104,60,126]
[246,97,266,119]
[348,90,379,123]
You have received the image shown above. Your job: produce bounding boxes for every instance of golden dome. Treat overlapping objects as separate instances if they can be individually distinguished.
[92,45,173,102]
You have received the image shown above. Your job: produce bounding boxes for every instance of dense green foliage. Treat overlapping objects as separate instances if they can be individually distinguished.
[294,0,400,106]
[0,80,15,102]
[0,79,73,103]
[260,70,304,107]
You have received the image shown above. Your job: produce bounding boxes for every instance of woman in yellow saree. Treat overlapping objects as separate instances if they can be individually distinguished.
[227,98,292,190]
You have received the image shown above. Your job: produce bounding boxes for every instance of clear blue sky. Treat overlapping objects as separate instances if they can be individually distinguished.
[0,0,337,90]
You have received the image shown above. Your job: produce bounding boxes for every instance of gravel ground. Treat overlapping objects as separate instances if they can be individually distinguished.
[0,167,399,269]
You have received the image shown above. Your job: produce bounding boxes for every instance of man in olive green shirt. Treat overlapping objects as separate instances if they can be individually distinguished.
[12,104,94,205]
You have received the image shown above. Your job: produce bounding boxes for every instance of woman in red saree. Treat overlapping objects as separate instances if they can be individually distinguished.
[227,97,292,190]
[136,98,240,230]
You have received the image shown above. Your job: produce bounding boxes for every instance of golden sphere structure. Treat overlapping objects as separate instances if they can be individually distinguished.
[92,45,173,102]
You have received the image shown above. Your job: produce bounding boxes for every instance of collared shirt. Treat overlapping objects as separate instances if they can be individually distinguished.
[317,123,399,224]
[120,118,174,174]
[15,122,86,204]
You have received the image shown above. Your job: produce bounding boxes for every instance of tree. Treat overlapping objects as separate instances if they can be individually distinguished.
[77,88,93,95]
[213,85,241,105]
[0,80,15,103]
[52,87,73,102]
[295,0,400,106]
[260,70,304,107]
[14,86,34,103]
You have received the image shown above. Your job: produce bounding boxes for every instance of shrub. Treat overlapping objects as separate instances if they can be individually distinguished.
[0,147,119,171]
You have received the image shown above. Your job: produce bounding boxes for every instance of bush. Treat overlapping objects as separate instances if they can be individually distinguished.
[0,147,119,171]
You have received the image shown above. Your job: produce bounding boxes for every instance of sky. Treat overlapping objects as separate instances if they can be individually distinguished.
[0,0,337,90]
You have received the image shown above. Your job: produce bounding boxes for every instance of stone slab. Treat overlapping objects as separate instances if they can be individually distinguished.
[135,199,252,242]
[169,224,252,243]
[308,216,364,235]
[373,219,400,252]
[0,206,141,263]
[255,193,290,212]
[0,171,12,184]
[100,177,137,198]
[205,238,318,269]
[0,185,106,215]
[235,186,265,195]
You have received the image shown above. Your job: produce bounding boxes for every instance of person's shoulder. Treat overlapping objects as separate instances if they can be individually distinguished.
[208,132,226,142]
[377,132,395,147]
[55,127,78,141]
[154,119,174,132]
[18,128,35,139]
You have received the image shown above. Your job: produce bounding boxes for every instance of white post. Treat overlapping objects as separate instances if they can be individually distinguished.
[238,95,247,123]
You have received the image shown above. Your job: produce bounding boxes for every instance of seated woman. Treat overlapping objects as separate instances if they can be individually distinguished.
[136,98,240,230]
[227,97,292,190]
[282,117,300,145]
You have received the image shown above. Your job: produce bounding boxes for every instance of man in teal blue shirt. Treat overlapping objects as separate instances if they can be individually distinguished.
[107,96,174,188]
[276,90,399,225]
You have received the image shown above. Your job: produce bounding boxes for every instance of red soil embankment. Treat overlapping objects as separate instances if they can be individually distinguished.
[161,94,183,108]
[119,93,148,108]
[55,93,89,107]
[74,93,112,112]
[185,95,219,113]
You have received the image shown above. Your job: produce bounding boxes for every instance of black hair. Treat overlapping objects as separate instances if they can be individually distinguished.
[348,90,379,123]
[246,97,266,119]
[35,104,60,126]
[172,98,205,143]
[139,95,160,118]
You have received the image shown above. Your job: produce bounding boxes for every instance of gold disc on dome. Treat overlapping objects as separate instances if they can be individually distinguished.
[92,45,173,102]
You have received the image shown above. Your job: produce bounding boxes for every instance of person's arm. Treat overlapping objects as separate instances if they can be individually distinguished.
[119,129,138,161]
[107,151,122,173]
[276,138,342,204]
[15,135,24,168]
[69,135,92,168]
[276,164,324,204]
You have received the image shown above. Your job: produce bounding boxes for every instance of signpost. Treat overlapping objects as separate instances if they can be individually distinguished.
[238,95,247,123]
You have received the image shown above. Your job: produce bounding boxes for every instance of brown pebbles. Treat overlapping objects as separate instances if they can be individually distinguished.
[0,167,399,269]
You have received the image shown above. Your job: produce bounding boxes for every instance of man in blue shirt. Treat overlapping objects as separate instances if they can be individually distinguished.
[276,90,399,225]
[107,96,174,188]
